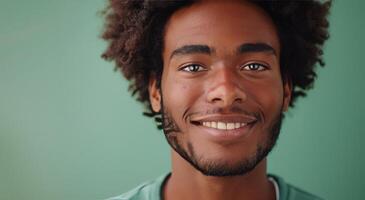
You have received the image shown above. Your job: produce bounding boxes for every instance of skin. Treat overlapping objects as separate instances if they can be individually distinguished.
[149,1,292,200]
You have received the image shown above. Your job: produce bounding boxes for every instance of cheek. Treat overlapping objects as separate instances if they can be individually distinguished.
[164,78,189,103]
[162,77,202,125]
[246,78,284,116]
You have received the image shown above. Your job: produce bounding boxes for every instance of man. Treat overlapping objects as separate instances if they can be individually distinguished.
[101,0,331,199]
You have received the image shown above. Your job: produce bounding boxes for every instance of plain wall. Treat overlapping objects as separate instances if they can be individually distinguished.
[0,0,364,199]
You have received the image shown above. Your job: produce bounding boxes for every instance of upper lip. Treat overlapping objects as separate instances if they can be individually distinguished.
[190,114,258,125]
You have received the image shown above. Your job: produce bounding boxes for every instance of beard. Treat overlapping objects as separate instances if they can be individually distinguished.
[160,101,284,177]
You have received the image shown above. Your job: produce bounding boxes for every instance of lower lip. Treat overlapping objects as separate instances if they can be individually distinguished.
[193,123,255,142]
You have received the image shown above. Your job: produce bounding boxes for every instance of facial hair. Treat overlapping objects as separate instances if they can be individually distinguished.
[161,101,284,177]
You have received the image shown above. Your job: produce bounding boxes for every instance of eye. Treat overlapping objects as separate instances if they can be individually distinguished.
[180,64,206,73]
[241,63,268,71]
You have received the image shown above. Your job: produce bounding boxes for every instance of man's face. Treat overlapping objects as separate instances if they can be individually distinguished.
[149,1,291,176]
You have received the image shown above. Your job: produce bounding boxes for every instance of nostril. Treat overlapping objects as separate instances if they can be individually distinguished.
[211,97,222,102]
[206,84,246,105]
[235,98,243,103]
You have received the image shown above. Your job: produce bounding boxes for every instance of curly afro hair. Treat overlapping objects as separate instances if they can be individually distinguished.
[101,0,331,128]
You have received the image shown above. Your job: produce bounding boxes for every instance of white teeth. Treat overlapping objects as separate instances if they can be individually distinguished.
[201,121,247,130]
[217,122,226,130]
[226,123,235,130]
[211,121,217,128]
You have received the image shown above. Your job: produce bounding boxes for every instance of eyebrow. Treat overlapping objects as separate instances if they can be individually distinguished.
[169,42,276,60]
[237,43,276,56]
[170,44,213,59]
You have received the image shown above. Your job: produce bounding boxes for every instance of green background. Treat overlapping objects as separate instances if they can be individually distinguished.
[0,0,364,199]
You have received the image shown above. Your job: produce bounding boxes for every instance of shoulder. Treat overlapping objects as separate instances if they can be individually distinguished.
[269,174,324,200]
[104,182,151,200]
[104,173,170,200]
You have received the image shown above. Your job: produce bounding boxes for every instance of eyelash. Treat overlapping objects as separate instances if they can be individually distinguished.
[180,64,206,73]
[241,63,268,71]
[180,62,268,73]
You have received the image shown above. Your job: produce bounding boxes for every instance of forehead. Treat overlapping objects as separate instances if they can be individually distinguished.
[163,0,280,56]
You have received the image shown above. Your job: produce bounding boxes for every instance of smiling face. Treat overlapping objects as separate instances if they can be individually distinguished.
[149,0,291,176]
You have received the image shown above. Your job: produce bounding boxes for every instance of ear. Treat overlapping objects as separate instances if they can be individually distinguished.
[282,75,292,112]
[148,76,161,113]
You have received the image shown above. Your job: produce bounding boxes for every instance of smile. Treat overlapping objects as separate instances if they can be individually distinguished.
[201,121,247,130]
[189,114,258,142]
[191,120,256,142]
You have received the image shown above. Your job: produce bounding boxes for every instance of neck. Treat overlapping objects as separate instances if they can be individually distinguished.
[163,151,275,200]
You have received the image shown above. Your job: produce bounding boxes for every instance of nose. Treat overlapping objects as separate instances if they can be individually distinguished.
[206,67,247,107]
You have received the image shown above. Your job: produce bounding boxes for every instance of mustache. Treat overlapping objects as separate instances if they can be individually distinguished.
[184,106,263,122]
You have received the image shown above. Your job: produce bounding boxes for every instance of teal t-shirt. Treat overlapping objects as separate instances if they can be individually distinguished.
[106,173,323,200]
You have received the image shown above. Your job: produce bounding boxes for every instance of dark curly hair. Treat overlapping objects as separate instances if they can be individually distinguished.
[101,0,331,129]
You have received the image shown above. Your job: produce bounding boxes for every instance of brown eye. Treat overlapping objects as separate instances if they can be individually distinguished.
[181,64,206,73]
[241,63,267,71]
